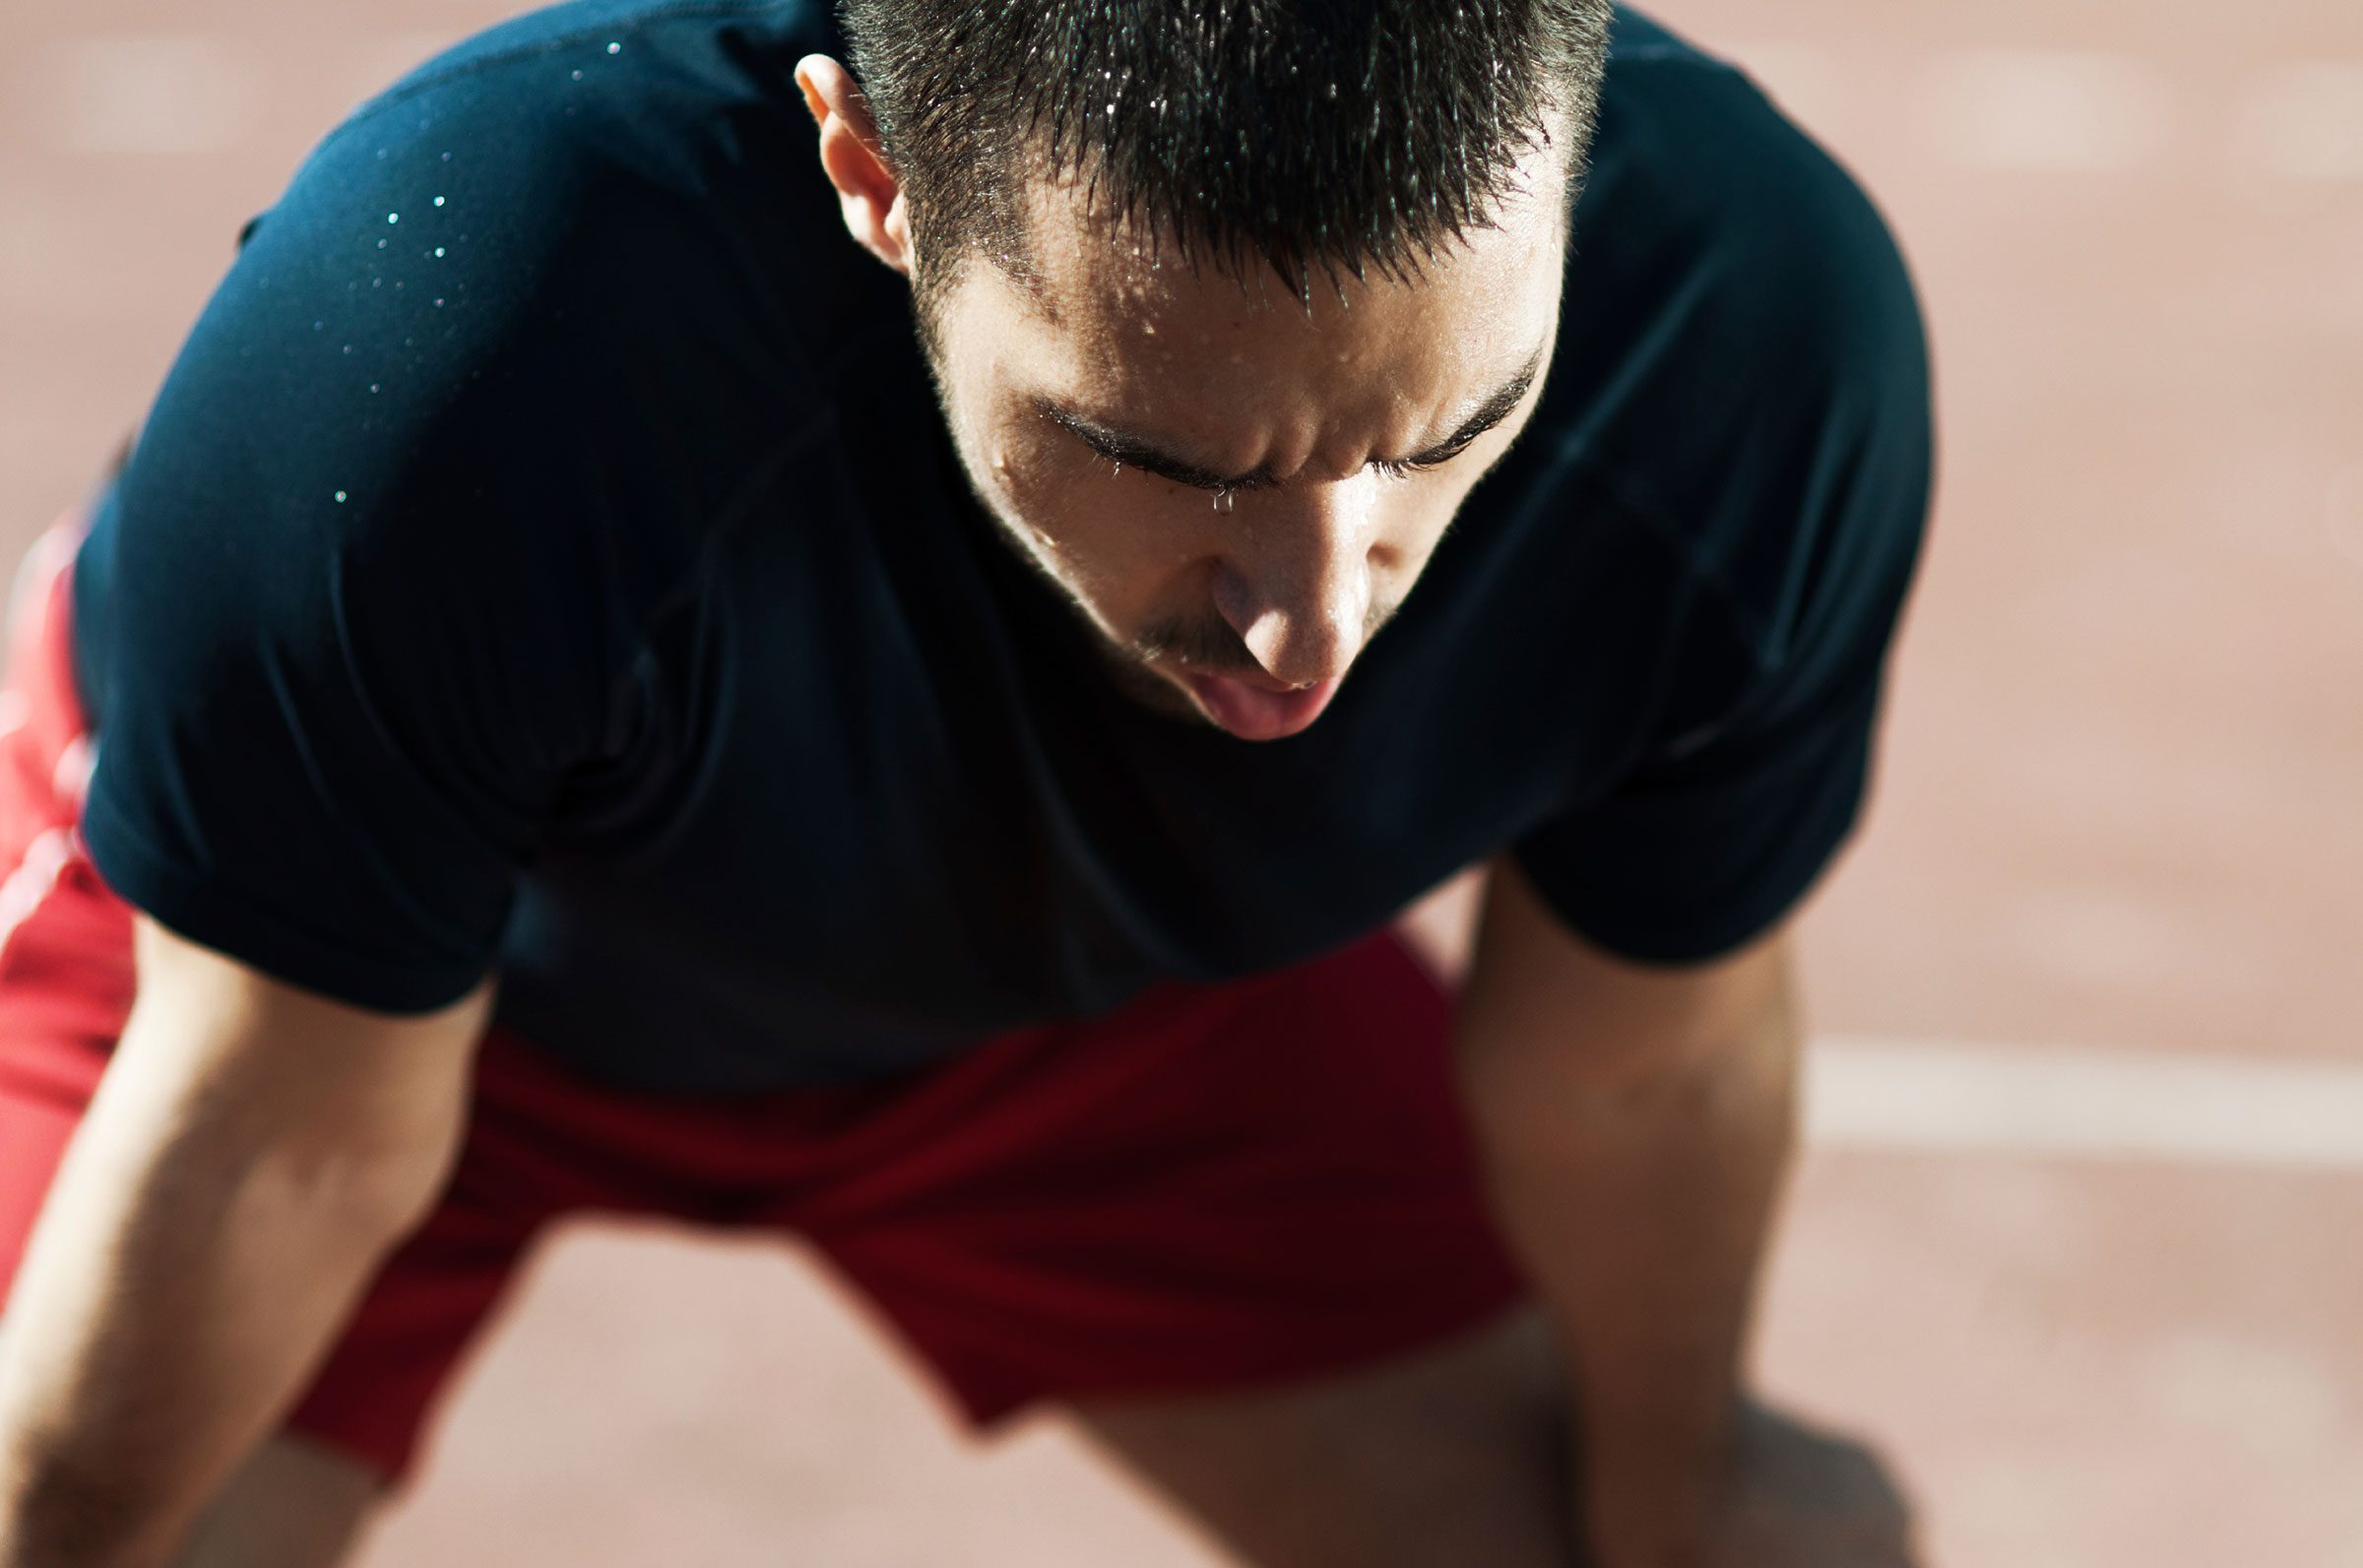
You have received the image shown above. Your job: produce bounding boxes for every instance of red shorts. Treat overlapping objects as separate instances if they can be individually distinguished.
[0,509,1528,1488]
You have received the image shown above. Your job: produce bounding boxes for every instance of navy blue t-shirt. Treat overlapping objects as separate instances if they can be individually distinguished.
[70,0,1932,1090]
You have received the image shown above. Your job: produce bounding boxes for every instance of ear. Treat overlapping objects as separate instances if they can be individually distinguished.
[795,54,915,276]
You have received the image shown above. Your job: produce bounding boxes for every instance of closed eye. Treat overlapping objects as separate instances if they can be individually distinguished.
[1371,428,1488,479]
[1038,344,1543,494]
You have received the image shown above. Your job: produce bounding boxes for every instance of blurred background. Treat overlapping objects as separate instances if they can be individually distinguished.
[2,0,2357,1563]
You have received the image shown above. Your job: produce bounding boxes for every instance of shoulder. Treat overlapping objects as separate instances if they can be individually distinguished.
[1573,9,1930,443]
[110,0,874,644]
[89,1,880,769]
[240,0,865,380]
[1526,11,1933,670]
[1467,12,1935,756]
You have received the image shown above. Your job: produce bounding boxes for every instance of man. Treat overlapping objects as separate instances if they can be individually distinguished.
[0,0,1932,1563]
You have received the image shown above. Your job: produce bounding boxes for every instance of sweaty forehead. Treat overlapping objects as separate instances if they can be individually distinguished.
[982,166,1565,437]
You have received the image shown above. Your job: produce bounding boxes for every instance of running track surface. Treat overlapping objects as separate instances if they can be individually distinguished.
[1,1,2357,1562]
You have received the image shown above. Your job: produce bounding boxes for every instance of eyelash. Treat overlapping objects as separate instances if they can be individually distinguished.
[1095,445,1471,489]
[1371,453,1444,480]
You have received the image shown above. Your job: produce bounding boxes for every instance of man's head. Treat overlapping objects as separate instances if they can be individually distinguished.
[798,0,1614,739]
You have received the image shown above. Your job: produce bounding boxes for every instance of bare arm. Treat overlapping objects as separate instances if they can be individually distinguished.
[0,916,488,1568]
[1454,860,1799,1568]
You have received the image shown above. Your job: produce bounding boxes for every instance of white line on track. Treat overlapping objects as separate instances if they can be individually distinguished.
[38,37,254,156]
[1807,1037,2363,1170]
[2236,61,2363,182]
[1922,49,2176,173]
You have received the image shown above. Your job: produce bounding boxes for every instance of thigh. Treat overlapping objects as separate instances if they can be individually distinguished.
[1069,1305,1582,1568]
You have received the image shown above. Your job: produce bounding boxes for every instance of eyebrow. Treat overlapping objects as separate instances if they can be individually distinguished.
[1036,345,1547,493]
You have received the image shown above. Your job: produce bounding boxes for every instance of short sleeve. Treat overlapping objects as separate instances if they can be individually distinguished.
[1509,650,1895,967]
[73,49,808,1013]
[74,481,574,1013]
[1511,66,1934,967]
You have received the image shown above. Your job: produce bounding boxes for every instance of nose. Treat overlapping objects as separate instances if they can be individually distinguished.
[1210,483,1380,688]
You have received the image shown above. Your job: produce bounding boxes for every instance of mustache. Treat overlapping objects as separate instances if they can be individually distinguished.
[1130,596,1403,677]
[1132,614,1258,674]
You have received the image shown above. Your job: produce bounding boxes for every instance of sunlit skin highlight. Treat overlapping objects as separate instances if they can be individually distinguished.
[798,55,1572,739]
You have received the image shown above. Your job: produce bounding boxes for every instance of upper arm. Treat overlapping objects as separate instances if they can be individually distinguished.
[112,914,490,1200]
[1456,857,1797,1096]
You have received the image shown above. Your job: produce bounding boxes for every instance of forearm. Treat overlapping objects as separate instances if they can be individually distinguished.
[0,1011,453,1567]
[1456,950,1801,1552]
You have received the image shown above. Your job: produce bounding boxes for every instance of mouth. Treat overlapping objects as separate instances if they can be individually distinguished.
[1175,668,1343,741]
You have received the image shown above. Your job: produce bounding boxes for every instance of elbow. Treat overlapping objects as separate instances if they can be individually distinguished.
[250,1127,462,1250]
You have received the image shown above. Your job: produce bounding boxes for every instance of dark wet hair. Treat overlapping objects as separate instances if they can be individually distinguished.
[837,0,1614,302]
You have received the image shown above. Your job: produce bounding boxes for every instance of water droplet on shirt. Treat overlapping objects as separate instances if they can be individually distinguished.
[571,69,584,81]
[334,490,349,503]
[607,40,621,53]
[377,239,388,249]
[369,384,380,393]
[433,298,445,307]
[433,247,446,258]
[342,345,352,354]
[433,196,446,208]
[387,213,400,224]
[441,152,453,161]
[312,320,324,331]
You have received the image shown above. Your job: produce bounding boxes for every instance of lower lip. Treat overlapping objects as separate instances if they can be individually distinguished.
[1180,672,1343,740]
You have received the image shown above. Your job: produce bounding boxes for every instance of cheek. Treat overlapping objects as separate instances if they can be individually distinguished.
[986,445,1217,625]
[1360,479,1467,592]
[1394,485,1470,573]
